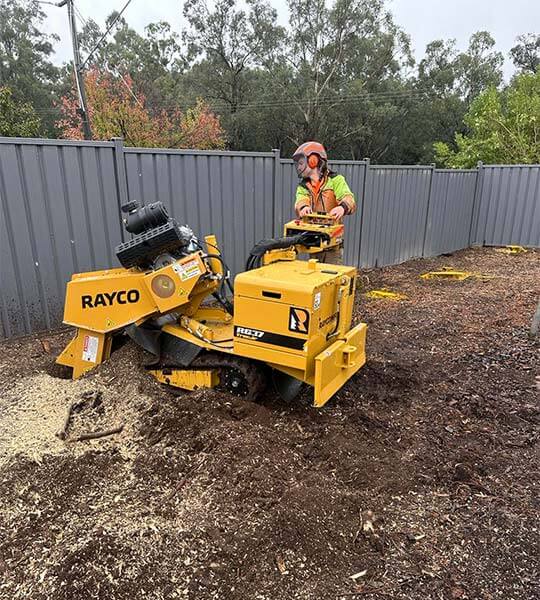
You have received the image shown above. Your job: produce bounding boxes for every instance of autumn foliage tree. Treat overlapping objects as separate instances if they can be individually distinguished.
[56,69,225,149]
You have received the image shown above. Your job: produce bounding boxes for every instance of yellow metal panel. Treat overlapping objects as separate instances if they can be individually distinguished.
[161,322,235,352]
[262,249,297,265]
[365,288,408,301]
[195,306,233,323]
[420,269,473,280]
[420,268,495,281]
[234,259,356,300]
[149,369,219,390]
[63,269,156,332]
[56,328,112,378]
[314,323,367,408]
[495,245,527,254]
[204,234,224,275]
[142,254,208,314]
[234,295,312,337]
[283,215,344,253]
[233,339,308,371]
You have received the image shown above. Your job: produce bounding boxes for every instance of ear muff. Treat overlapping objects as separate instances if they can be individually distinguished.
[307,154,319,168]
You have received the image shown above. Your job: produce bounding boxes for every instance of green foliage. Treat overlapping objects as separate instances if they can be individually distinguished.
[0,86,41,136]
[278,0,413,154]
[0,0,61,135]
[76,14,185,107]
[0,0,534,162]
[510,34,540,74]
[182,0,285,147]
[455,32,503,101]
[434,70,540,167]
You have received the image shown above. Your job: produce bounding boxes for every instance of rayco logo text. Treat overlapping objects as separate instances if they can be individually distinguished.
[81,289,140,309]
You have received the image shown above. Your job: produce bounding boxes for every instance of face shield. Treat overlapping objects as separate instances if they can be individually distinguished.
[293,154,308,178]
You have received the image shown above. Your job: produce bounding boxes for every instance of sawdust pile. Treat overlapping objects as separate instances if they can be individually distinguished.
[0,247,538,600]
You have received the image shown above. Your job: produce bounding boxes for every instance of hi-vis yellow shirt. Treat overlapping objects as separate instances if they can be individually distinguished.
[295,172,356,216]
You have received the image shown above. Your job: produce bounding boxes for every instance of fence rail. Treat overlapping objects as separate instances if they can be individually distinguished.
[1,136,538,338]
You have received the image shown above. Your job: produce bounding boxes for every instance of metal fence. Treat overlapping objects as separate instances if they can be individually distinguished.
[1,136,538,338]
[123,147,276,275]
[424,169,479,257]
[471,164,540,248]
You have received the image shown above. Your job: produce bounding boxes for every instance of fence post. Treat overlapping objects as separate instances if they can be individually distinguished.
[111,137,129,242]
[272,148,281,235]
[421,163,436,257]
[357,157,370,267]
[468,160,483,246]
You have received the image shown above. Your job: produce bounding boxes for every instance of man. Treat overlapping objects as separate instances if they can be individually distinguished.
[293,141,356,265]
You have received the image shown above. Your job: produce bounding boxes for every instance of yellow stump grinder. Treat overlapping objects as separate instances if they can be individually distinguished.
[57,203,367,407]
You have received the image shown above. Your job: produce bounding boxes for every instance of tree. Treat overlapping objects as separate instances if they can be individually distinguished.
[398,32,504,164]
[182,0,285,147]
[177,98,227,150]
[434,70,540,167]
[0,0,61,135]
[57,69,225,149]
[77,14,185,107]
[0,86,41,136]
[510,34,540,74]
[279,0,413,150]
[455,32,503,101]
[417,39,459,96]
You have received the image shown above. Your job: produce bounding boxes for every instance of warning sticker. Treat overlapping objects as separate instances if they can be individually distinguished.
[313,292,321,311]
[82,335,99,363]
[174,258,201,281]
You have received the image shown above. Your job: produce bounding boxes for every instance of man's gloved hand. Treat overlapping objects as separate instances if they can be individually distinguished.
[299,206,312,217]
[329,205,345,220]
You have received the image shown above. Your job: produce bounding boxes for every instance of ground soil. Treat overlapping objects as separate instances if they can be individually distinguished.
[0,247,538,600]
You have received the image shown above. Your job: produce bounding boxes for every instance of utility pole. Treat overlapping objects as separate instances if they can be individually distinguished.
[57,0,92,139]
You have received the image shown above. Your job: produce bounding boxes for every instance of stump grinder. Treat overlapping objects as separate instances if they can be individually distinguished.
[57,202,367,407]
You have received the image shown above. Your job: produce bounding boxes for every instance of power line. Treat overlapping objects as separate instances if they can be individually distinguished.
[79,0,134,70]
[110,66,145,108]
[31,88,433,115]
[73,4,87,27]
[34,88,434,113]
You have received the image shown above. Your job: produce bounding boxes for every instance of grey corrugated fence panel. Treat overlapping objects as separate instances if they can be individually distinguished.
[359,166,433,268]
[2,135,539,340]
[0,138,123,338]
[273,159,298,230]
[331,161,367,267]
[423,169,478,256]
[123,148,275,275]
[273,159,367,266]
[472,165,540,247]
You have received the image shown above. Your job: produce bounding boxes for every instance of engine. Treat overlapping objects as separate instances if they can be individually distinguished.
[115,201,198,270]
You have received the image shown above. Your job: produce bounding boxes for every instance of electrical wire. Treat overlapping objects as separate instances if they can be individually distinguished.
[79,0,134,70]
[29,88,433,115]
[73,3,87,27]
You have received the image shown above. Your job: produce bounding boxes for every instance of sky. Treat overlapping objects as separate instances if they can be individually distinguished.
[40,0,539,81]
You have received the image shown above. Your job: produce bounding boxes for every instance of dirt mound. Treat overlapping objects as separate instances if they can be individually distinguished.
[0,247,538,599]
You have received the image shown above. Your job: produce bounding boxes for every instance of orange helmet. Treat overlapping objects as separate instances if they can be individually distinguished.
[293,141,327,162]
[292,141,327,176]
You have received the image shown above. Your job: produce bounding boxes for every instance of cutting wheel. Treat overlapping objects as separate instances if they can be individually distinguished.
[271,369,305,402]
[190,352,267,401]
